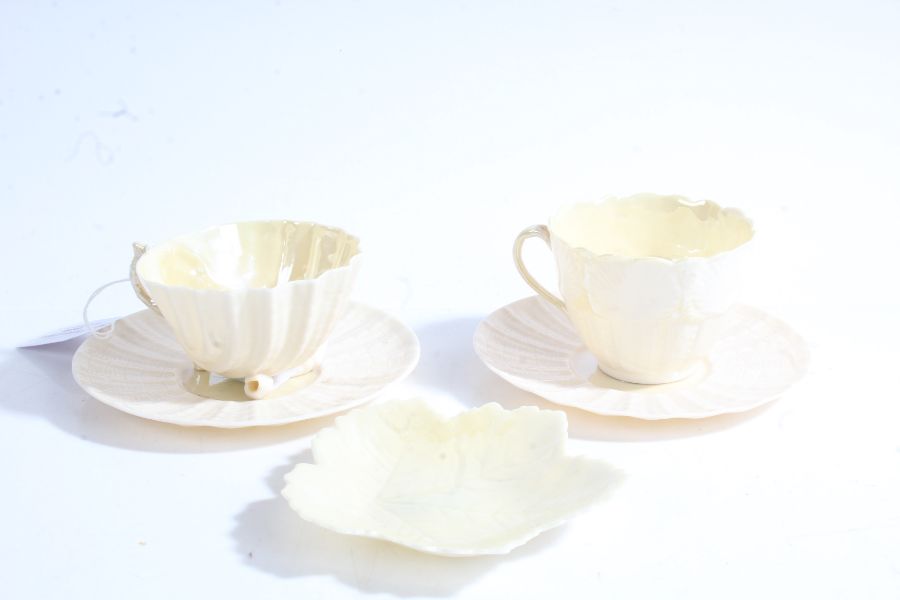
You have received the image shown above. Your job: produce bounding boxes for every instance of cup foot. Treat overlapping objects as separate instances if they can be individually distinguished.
[594,361,702,386]
[183,367,319,401]
[243,362,320,399]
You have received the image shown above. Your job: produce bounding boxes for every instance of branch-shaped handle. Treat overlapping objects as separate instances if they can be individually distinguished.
[130,243,162,316]
[513,225,566,311]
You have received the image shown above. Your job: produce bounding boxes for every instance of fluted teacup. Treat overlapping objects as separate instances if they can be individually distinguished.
[131,220,361,398]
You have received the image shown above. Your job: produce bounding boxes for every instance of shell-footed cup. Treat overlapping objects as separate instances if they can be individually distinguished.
[130,220,361,398]
[514,194,754,385]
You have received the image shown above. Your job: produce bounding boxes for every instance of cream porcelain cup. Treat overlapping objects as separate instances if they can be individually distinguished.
[514,194,754,385]
[130,221,361,398]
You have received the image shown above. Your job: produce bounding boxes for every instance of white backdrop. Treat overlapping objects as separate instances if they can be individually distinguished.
[2,1,899,598]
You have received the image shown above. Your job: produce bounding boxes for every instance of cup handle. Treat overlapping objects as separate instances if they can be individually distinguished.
[130,242,162,316]
[513,225,566,311]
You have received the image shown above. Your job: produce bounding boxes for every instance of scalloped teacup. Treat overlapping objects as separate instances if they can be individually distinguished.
[514,194,754,385]
[130,220,361,398]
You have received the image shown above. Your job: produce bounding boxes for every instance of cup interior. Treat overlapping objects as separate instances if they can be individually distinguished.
[138,221,360,290]
[550,194,753,260]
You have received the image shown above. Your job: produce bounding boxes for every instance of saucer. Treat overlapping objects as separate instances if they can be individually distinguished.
[474,296,809,420]
[72,303,420,428]
[283,399,623,556]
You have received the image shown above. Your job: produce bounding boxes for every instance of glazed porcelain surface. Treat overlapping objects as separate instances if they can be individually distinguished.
[135,220,361,382]
[515,194,754,384]
[282,399,622,556]
[474,296,808,420]
[71,303,419,428]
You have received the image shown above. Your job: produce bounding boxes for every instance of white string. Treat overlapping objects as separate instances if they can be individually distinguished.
[82,278,130,339]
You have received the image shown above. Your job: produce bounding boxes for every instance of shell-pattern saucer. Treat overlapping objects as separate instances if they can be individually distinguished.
[72,303,420,428]
[474,296,809,420]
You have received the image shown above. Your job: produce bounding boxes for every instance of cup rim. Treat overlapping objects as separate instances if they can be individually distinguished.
[136,219,362,292]
[548,194,755,263]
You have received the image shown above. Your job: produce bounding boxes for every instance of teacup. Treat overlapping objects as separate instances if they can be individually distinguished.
[130,220,361,398]
[514,194,754,385]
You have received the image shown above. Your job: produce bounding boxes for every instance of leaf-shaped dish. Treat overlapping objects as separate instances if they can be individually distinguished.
[282,399,622,556]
